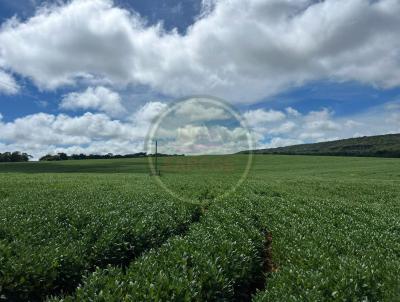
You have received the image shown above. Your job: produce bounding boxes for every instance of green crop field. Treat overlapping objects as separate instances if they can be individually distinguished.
[0,155,399,301]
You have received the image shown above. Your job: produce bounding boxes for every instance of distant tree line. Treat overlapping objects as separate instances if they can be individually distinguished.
[39,152,184,161]
[245,150,400,158]
[0,152,31,162]
[239,134,400,158]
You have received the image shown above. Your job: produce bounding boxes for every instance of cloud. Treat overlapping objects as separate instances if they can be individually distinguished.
[0,112,136,145]
[0,0,399,102]
[60,86,126,117]
[285,107,301,117]
[159,124,251,155]
[244,108,286,127]
[0,70,19,94]
[0,100,164,159]
[131,101,168,124]
[198,0,218,19]
[268,121,296,134]
[245,101,400,149]
[384,100,400,111]
[265,137,304,149]
[304,108,341,132]
[0,99,252,158]
[244,107,341,142]
[174,99,230,122]
[1,97,400,158]
[146,98,252,154]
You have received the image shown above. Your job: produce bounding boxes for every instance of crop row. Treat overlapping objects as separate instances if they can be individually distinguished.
[246,180,400,301]
[0,174,200,301]
[53,196,270,301]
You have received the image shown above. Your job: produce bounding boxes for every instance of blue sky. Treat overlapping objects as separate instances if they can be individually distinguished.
[0,0,202,121]
[0,0,400,157]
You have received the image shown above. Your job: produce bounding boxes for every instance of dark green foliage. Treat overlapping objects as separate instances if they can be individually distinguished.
[39,152,183,161]
[0,151,31,162]
[54,197,269,301]
[240,133,400,158]
[0,174,200,301]
[1,155,400,301]
[250,180,400,302]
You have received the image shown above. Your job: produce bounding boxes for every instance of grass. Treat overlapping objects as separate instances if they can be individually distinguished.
[0,154,399,301]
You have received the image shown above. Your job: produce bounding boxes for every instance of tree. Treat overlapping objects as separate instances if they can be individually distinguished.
[58,153,68,160]
[0,151,31,162]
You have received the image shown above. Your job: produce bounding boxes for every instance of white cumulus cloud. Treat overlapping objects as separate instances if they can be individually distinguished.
[0,101,166,159]
[0,0,399,102]
[131,101,168,124]
[0,70,19,94]
[174,99,230,122]
[60,86,126,117]
[1,99,400,158]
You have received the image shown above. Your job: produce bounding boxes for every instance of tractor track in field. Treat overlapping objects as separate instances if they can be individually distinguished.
[51,202,210,301]
[234,230,276,302]
[49,205,208,302]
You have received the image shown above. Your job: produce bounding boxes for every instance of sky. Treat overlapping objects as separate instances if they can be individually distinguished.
[0,0,400,159]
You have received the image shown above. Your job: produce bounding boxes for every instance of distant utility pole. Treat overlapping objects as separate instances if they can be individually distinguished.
[151,139,160,176]
[155,140,158,174]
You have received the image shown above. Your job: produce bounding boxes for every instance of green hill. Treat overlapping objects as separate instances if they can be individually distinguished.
[240,133,400,157]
